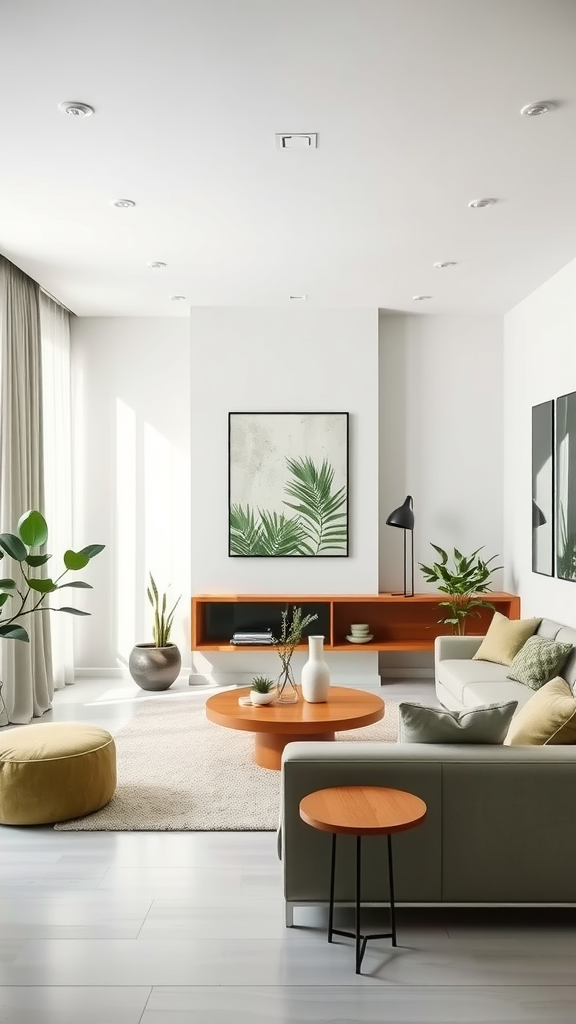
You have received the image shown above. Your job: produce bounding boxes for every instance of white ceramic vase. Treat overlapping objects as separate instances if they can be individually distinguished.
[301,635,330,703]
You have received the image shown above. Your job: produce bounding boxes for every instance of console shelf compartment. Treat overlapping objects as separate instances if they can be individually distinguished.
[191,593,520,652]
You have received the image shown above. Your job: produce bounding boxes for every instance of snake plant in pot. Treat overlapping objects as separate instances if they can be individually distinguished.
[0,509,104,723]
[129,573,181,691]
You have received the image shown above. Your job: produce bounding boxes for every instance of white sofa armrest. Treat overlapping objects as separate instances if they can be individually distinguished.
[434,634,484,664]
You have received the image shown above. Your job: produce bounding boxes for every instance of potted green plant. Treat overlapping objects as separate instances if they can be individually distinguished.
[272,605,318,703]
[250,676,276,706]
[418,544,502,635]
[0,509,104,723]
[129,573,181,691]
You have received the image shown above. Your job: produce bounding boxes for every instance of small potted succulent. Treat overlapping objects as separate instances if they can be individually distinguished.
[129,573,181,691]
[250,676,276,706]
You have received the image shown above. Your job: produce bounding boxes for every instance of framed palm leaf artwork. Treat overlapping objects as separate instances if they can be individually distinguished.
[229,412,349,557]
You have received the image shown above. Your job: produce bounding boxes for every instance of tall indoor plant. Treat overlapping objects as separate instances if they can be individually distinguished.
[0,509,104,721]
[418,544,501,635]
[128,572,181,691]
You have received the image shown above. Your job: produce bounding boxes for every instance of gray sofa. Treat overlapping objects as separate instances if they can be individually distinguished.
[435,617,576,711]
[280,616,576,918]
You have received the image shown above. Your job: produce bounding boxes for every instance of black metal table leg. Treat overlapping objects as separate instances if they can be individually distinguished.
[328,833,336,942]
[387,833,397,947]
[355,836,362,973]
[326,832,396,973]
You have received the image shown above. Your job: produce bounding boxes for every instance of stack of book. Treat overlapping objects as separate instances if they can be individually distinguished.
[230,628,274,646]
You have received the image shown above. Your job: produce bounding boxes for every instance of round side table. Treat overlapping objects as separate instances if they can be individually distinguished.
[299,785,427,974]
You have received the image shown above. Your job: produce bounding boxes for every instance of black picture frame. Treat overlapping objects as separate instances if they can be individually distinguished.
[228,411,349,557]
[532,400,554,576]
[556,391,576,582]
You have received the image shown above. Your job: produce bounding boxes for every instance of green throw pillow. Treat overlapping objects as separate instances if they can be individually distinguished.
[507,635,573,690]
[398,700,518,744]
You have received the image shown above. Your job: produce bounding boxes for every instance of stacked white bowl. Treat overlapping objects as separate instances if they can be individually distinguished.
[346,623,373,643]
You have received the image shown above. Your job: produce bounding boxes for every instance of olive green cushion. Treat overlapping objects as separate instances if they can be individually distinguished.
[507,635,573,690]
[0,722,116,825]
[505,678,576,746]
[399,700,518,744]
[472,611,541,667]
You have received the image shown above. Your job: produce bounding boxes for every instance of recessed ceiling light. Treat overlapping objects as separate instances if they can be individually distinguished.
[147,261,167,269]
[520,101,556,117]
[276,134,318,150]
[413,295,432,301]
[171,295,187,301]
[433,261,457,269]
[468,198,496,209]
[58,101,94,117]
[110,199,135,208]
[289,294,307,300]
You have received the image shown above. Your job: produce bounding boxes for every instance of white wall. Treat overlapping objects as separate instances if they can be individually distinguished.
[189,306,380,686]
[379,313,505,593]
[70,317,191,671]
[190,307,379,594]
[69,306,510,678]
[504,257,576,623]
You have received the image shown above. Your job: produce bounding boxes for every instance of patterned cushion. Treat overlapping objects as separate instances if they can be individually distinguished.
[507,635,573,690]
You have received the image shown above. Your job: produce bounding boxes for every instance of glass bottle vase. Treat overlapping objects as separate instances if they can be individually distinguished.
[276,662,299,703]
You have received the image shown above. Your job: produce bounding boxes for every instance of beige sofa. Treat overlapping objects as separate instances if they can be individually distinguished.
[435,617,576,711]
[280,616,576,919]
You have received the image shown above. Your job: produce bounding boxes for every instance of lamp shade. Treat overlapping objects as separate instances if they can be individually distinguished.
[386,495,415,531]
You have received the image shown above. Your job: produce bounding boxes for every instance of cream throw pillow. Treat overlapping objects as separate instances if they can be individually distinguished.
[472,611,541,667]
[504,677,576,745]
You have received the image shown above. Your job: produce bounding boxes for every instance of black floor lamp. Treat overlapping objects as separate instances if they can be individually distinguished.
[386,495,415,597]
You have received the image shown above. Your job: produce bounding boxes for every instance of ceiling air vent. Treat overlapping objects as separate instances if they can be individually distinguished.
[275,133,318,150]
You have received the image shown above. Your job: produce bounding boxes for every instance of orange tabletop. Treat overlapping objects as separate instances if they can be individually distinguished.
[205,686,384,770]
[300,785,427,835]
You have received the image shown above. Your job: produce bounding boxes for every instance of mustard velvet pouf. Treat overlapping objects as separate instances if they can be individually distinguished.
[0,722,116,825]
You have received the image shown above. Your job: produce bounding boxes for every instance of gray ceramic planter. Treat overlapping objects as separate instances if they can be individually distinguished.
[128,643,181,691]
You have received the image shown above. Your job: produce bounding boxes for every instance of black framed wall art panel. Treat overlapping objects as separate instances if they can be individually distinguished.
[531,400,554,576]
[556,391,576,581]
[228,411,349,557]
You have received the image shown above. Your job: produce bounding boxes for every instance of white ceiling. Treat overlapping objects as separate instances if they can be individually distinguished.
[2,0,576,317]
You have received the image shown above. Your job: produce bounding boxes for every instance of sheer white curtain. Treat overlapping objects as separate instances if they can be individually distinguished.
[40,292,74,689]
[0,258,53,723]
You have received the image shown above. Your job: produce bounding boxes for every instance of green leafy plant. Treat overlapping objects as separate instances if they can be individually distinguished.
[230,506,309,556]
[272,605,318,698]
[283,456,347,554]
[418,544,502,635]
[229,456,347,556]
[0,509,104,643]
[147,573,181,647]
[251,676,275,694]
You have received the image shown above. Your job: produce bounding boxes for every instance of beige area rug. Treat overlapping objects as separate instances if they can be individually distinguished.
[55,692,399,832]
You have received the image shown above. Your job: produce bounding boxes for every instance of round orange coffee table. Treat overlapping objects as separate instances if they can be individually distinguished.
[205,686,384,769]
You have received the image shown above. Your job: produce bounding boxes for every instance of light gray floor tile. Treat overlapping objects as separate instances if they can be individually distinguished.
[140,900,316,941]
[0,986,150,1024]
[0,941,27,965]
[97,865,245,897]
[8,936,576,987]
[0,894,151,938]
[141,985,576,1022]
